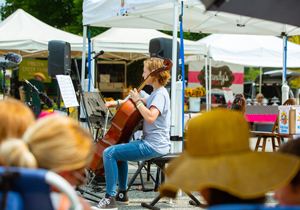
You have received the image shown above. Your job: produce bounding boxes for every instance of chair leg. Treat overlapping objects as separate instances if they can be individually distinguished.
[280,137,285,145]
[147,161,151,181]
[271,137,276,152]
[262,137,267,152]
[127,161,146,191]
[185,191,203,206]
[141,195,162,210]
[254,137,262,151]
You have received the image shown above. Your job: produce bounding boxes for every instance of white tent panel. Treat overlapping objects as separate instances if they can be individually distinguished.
[92,28,206,59]
[197,34,300,68]
[83,0,300,36]
[83,0,173,26]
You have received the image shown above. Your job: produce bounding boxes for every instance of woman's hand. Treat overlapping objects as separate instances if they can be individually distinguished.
[129,88,141,102]
[105,101,117,110]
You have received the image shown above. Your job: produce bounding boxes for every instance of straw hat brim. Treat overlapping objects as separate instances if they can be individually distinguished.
[33,72,46,81]
[160,151,300,199]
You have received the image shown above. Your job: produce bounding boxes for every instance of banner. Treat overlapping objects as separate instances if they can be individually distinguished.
[19,59,51,83]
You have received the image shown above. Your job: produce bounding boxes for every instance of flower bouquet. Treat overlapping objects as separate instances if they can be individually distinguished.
[185,86,206,112]
[185,86,206,98]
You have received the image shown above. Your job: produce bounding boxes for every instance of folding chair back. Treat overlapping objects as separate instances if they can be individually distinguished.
[0,167,82,210]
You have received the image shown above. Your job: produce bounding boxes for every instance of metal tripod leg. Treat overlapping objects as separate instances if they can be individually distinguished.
[76,170,103,203]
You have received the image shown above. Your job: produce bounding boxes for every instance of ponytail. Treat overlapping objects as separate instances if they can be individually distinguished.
[0,138,37,168]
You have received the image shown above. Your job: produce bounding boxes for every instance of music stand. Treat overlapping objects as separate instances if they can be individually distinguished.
[83,91,113,140]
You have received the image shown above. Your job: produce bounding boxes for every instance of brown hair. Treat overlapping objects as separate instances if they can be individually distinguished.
[0,99,35,142]
[143,57,171,86]
[278,139,300,188]
[207,188,266,206]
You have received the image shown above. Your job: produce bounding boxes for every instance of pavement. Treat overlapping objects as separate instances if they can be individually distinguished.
[79,137,279,210]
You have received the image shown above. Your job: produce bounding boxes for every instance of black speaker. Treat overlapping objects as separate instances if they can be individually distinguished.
[48,40,71,77]
[149,37,180,86]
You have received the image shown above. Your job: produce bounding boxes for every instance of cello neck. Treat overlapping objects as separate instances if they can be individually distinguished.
[124,76,150,101]
[136,75,152,93]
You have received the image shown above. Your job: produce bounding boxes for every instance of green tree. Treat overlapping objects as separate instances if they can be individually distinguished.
[0,1,210,40]
[244,67,260,82]
[0,0,109,37]
[159,30,209,41]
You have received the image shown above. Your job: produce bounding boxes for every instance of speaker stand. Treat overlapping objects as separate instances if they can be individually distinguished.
[73,59,91,132]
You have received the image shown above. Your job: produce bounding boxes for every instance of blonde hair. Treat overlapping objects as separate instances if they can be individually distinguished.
[0,139,37,168]
[255,93,264,100]
[0,115,94,173]
[144,57,171,86]
[0,99,35,142]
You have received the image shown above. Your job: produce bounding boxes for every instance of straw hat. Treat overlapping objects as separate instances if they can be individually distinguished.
[160,110,300,199]
[33,72,46,81]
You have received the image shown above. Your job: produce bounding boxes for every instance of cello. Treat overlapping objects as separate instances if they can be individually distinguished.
[90,59,173,176]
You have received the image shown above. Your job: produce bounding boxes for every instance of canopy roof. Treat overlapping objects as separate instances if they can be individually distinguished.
[92,27,206,61]
[83,0,300,36]
[195,34,300,68]
[0,9,86,58]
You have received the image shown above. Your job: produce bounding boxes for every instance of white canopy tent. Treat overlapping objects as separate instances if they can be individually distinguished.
[0,9,86,58]
[83,0,300,36]
[91,27,206,61]
[190,34,300,68]
[186,34,300,96]
[82,0,300,153]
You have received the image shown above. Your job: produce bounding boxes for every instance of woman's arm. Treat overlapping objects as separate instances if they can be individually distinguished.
[136,104,159,124]
[130,88,159,124]
[105,99,126,109]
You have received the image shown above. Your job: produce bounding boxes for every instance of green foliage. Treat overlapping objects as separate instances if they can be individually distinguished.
[244,67,260,82]
[159,30,209,41]
[0,0,109,36]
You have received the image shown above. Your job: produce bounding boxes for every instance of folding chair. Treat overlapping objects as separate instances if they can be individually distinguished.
[126,154,203,210]
[251,98,296,152]
[0,167,82,210]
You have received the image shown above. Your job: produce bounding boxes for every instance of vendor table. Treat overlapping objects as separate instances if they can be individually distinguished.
[244,105,278,122]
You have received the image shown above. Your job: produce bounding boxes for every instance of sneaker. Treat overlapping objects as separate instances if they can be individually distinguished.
[116,190,129,205]
[91,194,118,210]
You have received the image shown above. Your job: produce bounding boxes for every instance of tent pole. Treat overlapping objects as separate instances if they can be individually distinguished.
[282,32,289,104]
[259,67,262,93]
[209,54,212,111]
[205,55,208,111]
[170,0,179,145]
[81,26,87,90]
[80,26,88,120]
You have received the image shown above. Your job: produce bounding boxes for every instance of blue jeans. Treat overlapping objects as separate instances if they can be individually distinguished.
[103,140,162,196]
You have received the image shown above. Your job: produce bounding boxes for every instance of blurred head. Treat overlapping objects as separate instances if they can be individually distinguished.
[33,72,46,82]
[0,115,94,186]
[143,57,171,86]
[0,99,35,143]
[274,139,300,205]
[256,93,264,103]
[160,110,300,206]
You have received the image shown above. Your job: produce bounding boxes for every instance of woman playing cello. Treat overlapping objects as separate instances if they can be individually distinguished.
[92,57,171,210]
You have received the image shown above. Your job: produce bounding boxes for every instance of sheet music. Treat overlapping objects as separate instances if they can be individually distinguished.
[56,75,79,108]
